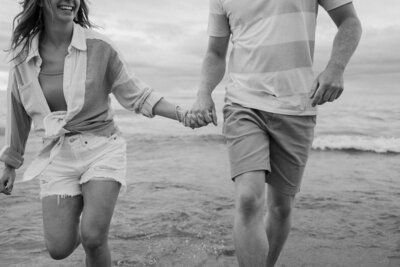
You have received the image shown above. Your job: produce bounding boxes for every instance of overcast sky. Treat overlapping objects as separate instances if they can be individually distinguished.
[0,0,399,92]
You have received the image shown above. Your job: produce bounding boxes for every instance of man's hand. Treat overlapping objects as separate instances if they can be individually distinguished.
[311,64,344,107]
[185,91,218,128]
[0,165,16,195]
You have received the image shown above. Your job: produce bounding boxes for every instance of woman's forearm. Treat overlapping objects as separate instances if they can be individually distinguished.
[152,98,180,120]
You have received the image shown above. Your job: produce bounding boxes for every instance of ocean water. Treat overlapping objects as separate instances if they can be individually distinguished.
[313,72,400,153]
[0,72,399,154]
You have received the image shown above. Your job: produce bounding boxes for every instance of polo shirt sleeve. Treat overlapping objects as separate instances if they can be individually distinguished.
[106,46,163,118]
[0,68,32,169]
[319,0,353,11]
[207,0,231,37]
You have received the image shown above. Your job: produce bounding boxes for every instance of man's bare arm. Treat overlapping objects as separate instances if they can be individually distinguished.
[311,3,362,106]
[190,36,230,126]
[198,36,230,96]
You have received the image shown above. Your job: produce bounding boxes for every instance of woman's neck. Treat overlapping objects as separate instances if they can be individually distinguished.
[41,22,74,49]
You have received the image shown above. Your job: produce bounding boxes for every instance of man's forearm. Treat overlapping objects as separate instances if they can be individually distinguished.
[327,17,362,71]
[198,51,226,96]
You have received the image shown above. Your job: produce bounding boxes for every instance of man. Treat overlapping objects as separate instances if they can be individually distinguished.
[188,0,362,266]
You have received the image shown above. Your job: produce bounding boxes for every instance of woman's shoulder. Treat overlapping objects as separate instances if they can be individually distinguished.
[83,27,118,52]
[8,39,34,67]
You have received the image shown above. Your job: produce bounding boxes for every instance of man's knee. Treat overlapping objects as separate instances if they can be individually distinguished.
[235,171,266,221]
[237,191,264,220]
[267,185,295,221]
[269,204,293,221]
[267,199,294,221]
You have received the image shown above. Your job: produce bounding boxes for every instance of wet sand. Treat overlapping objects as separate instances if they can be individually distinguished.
[0,133,399,267]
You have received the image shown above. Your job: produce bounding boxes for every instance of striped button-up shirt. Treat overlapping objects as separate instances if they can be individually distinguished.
[0,24,162,179]
[208,0,352,115]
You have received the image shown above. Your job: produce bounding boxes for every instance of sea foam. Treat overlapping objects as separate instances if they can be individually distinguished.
[312,135,400,154]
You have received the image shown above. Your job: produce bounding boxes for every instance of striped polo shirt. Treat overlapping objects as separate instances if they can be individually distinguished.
[208,0,352,115]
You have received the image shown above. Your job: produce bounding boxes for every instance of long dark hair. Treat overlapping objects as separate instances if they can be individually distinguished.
[9,0,93,62]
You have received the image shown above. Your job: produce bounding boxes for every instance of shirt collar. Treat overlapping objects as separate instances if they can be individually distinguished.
[69,23,87,52]
[24,23,87,64]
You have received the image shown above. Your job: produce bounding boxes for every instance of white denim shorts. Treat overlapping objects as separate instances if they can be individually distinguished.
[38,133,127,199]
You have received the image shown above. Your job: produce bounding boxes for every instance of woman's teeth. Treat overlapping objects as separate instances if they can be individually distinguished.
[59,5,73,11]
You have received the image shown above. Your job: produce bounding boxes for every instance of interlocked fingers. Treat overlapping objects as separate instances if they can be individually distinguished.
[176,106,217,129]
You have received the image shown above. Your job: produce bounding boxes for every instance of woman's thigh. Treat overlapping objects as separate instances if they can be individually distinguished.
[42,195,83,251]
[80,180,121,243]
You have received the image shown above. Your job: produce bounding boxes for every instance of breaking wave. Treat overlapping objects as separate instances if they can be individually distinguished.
[312,135,400,154]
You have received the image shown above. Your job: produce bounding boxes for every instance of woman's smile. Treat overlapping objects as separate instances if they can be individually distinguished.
[58,4,74,12]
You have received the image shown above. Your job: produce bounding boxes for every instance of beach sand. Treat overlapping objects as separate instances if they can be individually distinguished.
[0,132,399,267]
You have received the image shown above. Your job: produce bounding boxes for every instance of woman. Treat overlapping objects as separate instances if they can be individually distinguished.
[0,0,210,266]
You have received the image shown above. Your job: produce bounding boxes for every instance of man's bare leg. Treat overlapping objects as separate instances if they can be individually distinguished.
[234,170,268,267]
[264,185,295,267]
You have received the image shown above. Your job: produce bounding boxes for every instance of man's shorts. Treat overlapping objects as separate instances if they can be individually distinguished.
[223,104,316,195]
[38,133,127,199]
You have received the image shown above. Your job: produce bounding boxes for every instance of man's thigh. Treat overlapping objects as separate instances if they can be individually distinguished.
[223,104,271,180]
[266,114,316,195]
[223,104,315,195]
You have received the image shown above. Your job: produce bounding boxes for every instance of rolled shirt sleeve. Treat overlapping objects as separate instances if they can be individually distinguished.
[208,0,231,37]
[319,0,353,11]
[107,46,163,118]
[0,68,32,169]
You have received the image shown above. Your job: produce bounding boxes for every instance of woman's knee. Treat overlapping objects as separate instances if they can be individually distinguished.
[81,226,108,251]
[45,239,77,260]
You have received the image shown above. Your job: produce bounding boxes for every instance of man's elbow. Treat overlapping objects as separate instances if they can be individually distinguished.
[206,50,227,64]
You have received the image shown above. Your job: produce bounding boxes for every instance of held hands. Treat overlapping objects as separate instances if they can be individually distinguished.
[176,92,218,129]
[0,165,16,195]
[311,64,344,107]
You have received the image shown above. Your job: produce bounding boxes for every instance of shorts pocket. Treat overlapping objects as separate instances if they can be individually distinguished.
[222,105,234,135]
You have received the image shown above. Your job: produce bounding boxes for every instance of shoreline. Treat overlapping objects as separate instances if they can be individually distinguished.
[0,131,399,155]
[0,134,399,266]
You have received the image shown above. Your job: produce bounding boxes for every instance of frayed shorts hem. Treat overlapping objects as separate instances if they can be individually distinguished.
[40,192,81,200]
[40,177,127,199]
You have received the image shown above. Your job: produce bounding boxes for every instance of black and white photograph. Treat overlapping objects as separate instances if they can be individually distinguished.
[0,0,399,266]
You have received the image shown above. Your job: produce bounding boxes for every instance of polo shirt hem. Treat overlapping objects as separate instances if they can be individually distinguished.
[227,100,318,116]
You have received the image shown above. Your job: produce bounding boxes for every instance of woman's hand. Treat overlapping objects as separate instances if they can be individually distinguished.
[179,92,218,129]
[0,165,16,195]
[189,92,217,126]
